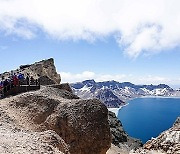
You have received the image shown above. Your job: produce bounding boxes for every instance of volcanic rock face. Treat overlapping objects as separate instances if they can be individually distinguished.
[0,85,111,154]
[21,58,61,85]
[107,111,142,153]
[131,117,180,154]
[0,58,61,85]
[108,111,128,144]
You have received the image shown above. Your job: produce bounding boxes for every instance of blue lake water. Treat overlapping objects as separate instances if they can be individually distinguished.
[117,97,180,143]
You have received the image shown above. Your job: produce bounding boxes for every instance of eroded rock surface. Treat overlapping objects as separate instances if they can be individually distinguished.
[107,111,142,153]
[131,117,180,154]
[0,85,111,154]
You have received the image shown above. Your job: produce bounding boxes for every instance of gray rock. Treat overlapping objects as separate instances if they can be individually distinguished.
[108,111,143,152]
[0,86,111,154]
[49,83,74,94]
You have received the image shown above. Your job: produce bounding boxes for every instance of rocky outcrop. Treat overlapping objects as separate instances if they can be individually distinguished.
[108,111,127,144]
[131,117,180,154]
[0,85,111,154]
[106,144,129,154]
[49,83,74,93]
[0,58,61,85]
[108,111,142,153]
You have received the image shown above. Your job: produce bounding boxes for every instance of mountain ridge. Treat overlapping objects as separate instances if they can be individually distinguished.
[71,79,180,108]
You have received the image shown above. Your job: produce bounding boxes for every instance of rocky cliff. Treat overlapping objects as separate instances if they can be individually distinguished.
[0,58,61,85]
[131,117,180,154]
[107,111,142,154]
[0,85,111,154]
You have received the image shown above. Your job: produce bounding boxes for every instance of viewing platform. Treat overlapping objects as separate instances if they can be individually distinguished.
[0,85,40,98]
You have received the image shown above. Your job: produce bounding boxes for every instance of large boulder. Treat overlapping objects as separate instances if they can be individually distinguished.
[0,86,111,154]
[0,104,67,154]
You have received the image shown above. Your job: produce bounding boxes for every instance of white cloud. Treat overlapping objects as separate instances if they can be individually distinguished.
[138,75,169,85]
[60,71,177,85]
[95,74,127,82]
[0,0,180,57]
[60,71,127,83]
[60,71,96,83]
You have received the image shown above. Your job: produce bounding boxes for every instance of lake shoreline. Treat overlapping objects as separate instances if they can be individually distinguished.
[140,95,180,99]
[108,95,180,116]
[108,103,129,116]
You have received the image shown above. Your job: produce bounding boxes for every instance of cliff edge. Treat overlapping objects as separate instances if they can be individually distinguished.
[107,111,142,154]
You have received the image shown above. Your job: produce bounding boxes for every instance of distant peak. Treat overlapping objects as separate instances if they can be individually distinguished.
[157,84,171,89]
[108,80,118,83]
[82,79,96,84]
[82,79,96,87]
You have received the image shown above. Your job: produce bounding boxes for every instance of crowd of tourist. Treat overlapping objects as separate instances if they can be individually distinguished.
[0,72,39,98]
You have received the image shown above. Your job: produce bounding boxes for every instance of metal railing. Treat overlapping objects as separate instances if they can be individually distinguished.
[0,83,20,98]
[0,82,40,99]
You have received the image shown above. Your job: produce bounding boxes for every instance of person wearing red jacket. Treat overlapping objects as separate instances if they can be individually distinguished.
[13,73,19,87]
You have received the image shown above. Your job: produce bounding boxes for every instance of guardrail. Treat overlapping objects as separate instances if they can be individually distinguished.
[0,84,40,99]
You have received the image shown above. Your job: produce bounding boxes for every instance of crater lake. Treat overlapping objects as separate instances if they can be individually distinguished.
[118,97,180,143]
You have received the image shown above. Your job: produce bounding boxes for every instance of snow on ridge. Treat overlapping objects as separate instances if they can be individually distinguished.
[80,85,91,92]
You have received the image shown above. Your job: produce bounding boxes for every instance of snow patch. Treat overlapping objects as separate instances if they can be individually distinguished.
[80,85,91,92]
[108,108,120,116]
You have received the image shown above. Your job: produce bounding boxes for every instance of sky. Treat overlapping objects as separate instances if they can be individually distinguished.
[0,0,180,87]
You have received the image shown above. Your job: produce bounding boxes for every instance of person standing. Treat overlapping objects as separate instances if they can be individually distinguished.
[3,79,9,93]
[18,73,24,85]
[0,81,3,98]
[35,79,39,86]
[13,73,19,87]
[30,76,35,85]
[26,74,30,86]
